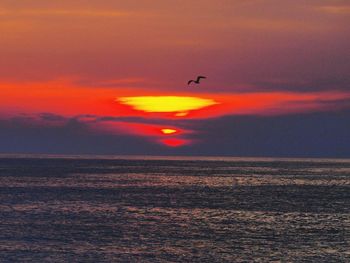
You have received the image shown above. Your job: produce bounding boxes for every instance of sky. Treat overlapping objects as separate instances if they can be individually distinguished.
[0,0,349,157]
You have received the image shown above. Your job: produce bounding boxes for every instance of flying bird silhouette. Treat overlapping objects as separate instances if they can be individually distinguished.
[188,76,206,85]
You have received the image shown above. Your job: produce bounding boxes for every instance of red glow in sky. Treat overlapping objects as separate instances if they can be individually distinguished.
[1,80,350,147]
[0,1,349,149]
[160,138,189,147]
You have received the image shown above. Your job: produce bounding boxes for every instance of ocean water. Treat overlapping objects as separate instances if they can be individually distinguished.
[0,155,349,262]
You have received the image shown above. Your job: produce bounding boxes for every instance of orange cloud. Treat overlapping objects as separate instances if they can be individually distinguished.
[318,6,350,14]
[0,9,133,17]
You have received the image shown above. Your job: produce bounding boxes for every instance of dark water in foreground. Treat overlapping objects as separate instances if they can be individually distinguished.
[0,156,349,262]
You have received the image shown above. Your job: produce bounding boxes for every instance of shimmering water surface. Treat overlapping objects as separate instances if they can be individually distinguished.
[0,155,349,262]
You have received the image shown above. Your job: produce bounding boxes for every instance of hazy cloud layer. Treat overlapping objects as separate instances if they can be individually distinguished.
[1,0,349,92]
[1,110,350,157]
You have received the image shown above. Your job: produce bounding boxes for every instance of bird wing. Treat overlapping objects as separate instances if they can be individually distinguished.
[188,80,194,85]
[196,76,206,81]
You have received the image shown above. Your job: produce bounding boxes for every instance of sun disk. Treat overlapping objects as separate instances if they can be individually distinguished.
[117,96,218,115]
[161,128,177,134]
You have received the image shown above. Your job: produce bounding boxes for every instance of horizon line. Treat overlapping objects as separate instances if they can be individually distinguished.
[1,153,349,162]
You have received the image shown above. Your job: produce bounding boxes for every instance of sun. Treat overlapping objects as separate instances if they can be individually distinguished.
[117,96,218,116]
[161,128,177,135]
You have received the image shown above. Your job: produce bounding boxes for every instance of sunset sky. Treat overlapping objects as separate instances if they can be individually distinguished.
[1,0,349,157]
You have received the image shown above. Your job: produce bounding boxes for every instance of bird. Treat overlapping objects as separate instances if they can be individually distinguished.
[188,76,206,85]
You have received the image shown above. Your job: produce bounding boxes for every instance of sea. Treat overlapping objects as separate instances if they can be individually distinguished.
[0,155,349,262]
